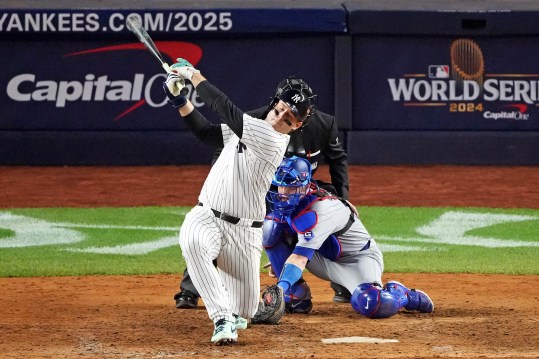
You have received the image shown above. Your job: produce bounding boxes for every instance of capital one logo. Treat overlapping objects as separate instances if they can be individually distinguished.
[5,42,203,120]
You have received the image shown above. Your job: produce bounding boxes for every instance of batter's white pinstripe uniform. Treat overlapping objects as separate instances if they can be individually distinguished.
[179,82,289,323]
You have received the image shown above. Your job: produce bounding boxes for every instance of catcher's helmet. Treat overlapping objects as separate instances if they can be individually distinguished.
[268,76,317,122]
[268,156,312,214]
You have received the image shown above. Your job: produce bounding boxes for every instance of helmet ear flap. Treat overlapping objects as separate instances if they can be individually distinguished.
[264,96,280,118]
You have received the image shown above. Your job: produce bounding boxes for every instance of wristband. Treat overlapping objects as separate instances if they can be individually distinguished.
[169,96,187,108]
[163,82,188,108]
[277,263,303,293]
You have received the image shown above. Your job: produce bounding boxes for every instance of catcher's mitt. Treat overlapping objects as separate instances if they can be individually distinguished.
[251,285,285,325]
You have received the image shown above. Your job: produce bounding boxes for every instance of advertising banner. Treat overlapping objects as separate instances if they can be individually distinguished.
[0,7,346,37]
[0,37,335,131]
[353,36,539,130]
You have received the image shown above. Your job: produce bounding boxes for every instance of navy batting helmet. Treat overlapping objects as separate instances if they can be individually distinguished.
[268,156,312,214]
[276,77,317,116]
[267,76,317,122]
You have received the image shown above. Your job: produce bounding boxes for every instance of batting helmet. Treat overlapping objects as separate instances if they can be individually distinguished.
[276,77,317,115]
[267,76,317,123]
[268,156,312,214]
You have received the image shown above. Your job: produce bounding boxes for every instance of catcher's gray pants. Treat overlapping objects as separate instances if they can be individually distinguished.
[306,239,384,295]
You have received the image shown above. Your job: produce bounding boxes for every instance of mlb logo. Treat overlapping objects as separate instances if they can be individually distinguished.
[428,65,450,79]
[304,231,313,240]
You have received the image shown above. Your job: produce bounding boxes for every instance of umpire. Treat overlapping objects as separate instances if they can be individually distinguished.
[174,76,351,309]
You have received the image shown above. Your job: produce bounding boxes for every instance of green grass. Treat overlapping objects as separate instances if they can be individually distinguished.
[0,206,537,277]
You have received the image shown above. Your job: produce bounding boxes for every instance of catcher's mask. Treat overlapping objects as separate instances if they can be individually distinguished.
[268,156,312,215]
[266,76,317,123]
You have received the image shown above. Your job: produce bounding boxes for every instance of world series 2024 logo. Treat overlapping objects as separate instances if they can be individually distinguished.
[387,38,536,121]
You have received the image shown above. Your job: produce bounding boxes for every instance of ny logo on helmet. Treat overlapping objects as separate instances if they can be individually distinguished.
[291,94,303,103]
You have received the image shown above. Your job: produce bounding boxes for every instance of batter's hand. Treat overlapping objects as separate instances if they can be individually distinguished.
[165,73,186,97]
[163,73,188,108]
[171,58,200,81]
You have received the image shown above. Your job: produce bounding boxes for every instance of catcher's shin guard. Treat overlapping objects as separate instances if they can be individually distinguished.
[384,281,435,313]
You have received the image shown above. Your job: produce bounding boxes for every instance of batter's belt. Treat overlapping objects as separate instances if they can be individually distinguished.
[197,202,264,228]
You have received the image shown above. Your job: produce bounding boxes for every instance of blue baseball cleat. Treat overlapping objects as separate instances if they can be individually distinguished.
[384,281,434,313]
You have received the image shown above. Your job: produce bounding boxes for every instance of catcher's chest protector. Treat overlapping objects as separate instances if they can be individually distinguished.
[288,189,350,235]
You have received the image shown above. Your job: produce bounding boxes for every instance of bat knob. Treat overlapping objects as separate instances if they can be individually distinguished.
[180,88,189,96]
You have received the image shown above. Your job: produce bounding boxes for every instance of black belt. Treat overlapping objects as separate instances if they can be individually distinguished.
[197,202,263,228]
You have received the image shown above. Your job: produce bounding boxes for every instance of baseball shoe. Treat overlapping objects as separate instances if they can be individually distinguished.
[174,290,199,309]
[233,314,248,330]
[330,282,352,303]
[385,281,434,313]
[210,319,238,345]
[285,299,313,314]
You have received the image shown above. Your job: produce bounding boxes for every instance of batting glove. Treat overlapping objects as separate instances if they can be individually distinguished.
[170,58,200,81]
[163,73,188,108]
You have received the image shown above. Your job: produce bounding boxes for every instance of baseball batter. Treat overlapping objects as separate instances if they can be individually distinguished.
[174,77,350,310]
[163,58,311,344]
[263,156,435,319]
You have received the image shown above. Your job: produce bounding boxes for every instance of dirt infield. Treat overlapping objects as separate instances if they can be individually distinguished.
[1,165,538,359]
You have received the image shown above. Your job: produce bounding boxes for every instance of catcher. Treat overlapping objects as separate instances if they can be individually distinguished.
[253,156,434,321]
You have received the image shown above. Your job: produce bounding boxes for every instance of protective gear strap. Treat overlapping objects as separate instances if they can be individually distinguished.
[333,210,355,237]
[289,189,354,237]
[277,263,303,294]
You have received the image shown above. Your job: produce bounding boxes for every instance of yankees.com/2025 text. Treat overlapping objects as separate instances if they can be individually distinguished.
[0,11,233,33]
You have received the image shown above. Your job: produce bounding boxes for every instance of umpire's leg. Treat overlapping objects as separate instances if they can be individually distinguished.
[174,261,219,309]
[174,267,201,309]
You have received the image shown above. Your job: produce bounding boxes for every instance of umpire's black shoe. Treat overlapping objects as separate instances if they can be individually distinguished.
[174,290,199,309]
[330,282,352,303]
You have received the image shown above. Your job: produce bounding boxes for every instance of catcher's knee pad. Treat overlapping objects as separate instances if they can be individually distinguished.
[351,283,400,319]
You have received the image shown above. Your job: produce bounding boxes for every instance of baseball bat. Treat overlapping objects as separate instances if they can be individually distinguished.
[125,15,188,95]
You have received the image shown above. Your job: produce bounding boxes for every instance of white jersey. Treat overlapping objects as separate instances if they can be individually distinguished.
[199,114,289,221]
